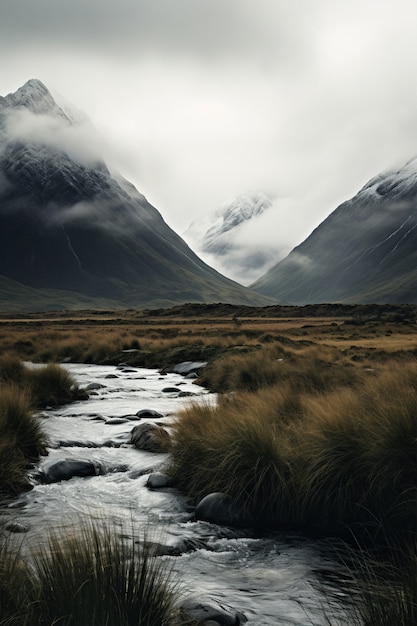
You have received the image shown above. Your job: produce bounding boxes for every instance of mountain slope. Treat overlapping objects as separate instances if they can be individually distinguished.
[0,80,270,310]
[251,157,417,304]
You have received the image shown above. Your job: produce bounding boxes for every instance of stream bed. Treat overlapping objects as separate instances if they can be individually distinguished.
[1,362,352,625]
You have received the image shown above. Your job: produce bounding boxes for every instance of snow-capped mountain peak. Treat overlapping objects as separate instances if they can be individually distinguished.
[0,79,69,119]
[206,190,272,241]
[184,190,278,285]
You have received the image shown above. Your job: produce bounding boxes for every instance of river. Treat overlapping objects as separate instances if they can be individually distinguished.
[1,362,353,625]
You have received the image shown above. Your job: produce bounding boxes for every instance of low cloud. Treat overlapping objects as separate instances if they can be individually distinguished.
[5,108,108,168]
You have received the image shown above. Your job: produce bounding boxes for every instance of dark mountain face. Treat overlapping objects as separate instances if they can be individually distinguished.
[251,158,417,304]
[0,80,270,310]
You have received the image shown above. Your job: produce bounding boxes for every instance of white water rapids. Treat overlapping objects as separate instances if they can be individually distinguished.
[1,363,353,625]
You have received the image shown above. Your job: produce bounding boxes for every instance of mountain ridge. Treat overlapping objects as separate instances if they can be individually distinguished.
[0,79,272,311]
[252,156,417,304]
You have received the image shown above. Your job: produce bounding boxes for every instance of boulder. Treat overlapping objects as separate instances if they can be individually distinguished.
[180,596,247,625]
[136,409,164,419]
[146,472,175,489]
[85,382,105,390]
[130,423,171,453]
[172,361,208,376]
[41,459,100,483]
[162,387,179,393]
[195,492,253,528]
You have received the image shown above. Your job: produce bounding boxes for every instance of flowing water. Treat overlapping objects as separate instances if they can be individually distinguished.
[1,363,353,625]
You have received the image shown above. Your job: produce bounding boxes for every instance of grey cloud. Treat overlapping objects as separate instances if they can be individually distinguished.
[0,0,316,69]
[0,0,416,284]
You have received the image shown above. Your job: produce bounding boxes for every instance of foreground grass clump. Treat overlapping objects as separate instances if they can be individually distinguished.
[0,356,85,497]
[0,385,46,496]
[333,542,417,626]
[0,522,185,626]
[170,364,417,543]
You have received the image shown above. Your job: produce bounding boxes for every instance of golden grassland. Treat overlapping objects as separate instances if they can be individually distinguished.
[1,303,417,369]
[0,303,416,624]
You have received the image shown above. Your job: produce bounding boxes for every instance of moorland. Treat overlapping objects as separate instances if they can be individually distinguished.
[0,302,416,625]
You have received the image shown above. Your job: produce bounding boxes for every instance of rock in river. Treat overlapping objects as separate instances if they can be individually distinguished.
[130,423,171,453]
[41,459,101,483]
[180,596,247,625]
[195,492,254,528]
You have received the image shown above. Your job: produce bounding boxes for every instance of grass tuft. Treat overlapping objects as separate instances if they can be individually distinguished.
[0,521,185,626]
[0,385,46,497]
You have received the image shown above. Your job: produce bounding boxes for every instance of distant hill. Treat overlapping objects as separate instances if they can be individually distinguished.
[252,157,417,304]
[0,79,271,311]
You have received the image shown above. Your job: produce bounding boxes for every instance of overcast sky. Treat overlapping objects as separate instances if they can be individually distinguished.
[1,0,417,278]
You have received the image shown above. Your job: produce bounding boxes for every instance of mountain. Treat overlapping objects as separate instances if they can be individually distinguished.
[251,157,417,304]
[0,80,271,311]
[185,191,279,285]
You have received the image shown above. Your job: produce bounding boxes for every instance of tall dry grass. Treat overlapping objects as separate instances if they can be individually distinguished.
[0,385,46,496]
[198,343,360,393]
[327,541,417,626]
[0,354,84,408]
[170,363,417,542]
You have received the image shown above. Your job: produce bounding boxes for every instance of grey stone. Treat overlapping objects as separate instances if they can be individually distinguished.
[85,382,105,390]
[195,492,253,528]
[130,423,171,453]
[180,596,247,625]
[5,521,29,533]
[105,417,128,425]
[136,409,164,419]
[41,459,101,483]
[172,361,208,376]
[146,472,175,489]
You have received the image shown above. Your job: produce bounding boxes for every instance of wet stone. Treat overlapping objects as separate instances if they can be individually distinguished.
[180,596,247,625]
[131,423,171,453]
[146,472,175,489]
[41,459,101,483]
[136,409,164,419]
[5,521,30,533]
[105,417,129,425]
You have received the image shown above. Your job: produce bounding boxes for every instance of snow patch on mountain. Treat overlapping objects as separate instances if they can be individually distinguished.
[184,191,282,284]
[0,79,109,169]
